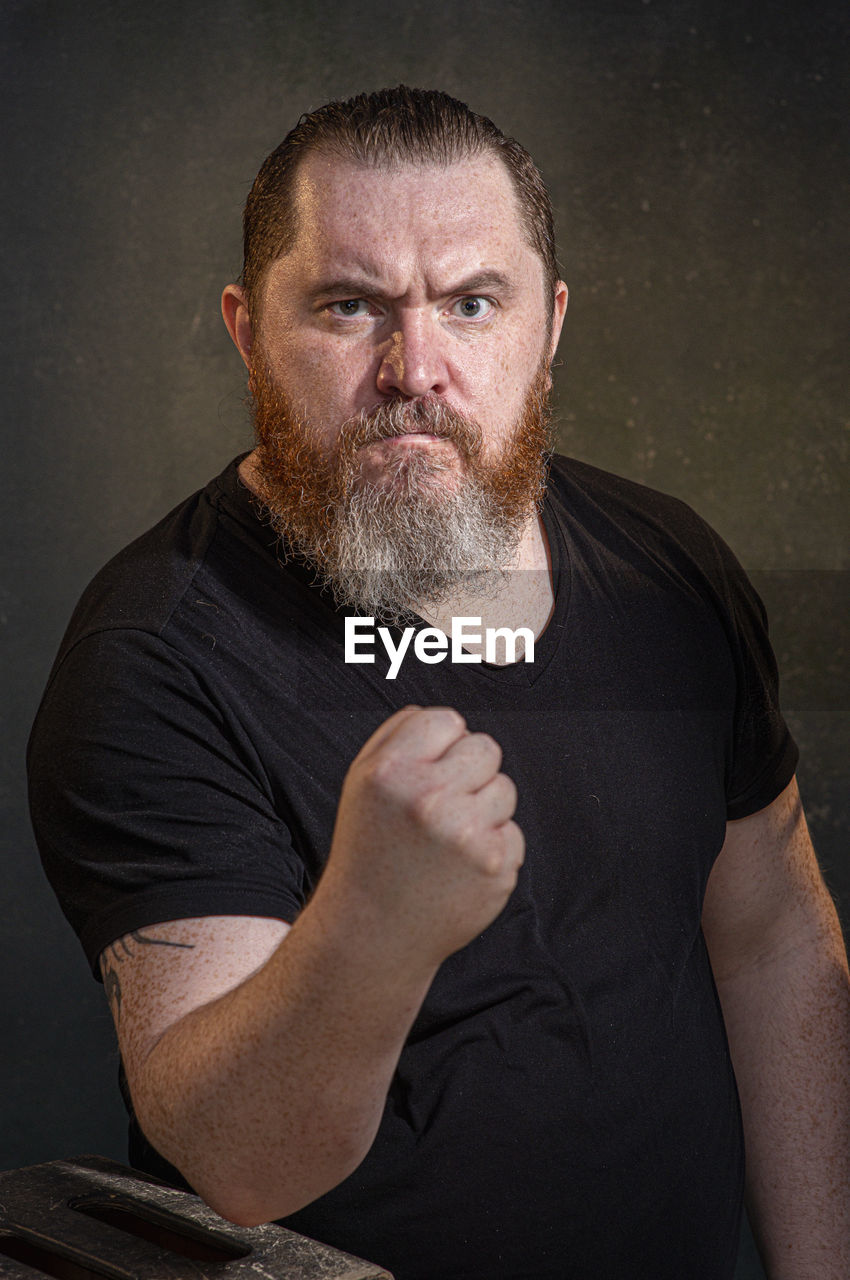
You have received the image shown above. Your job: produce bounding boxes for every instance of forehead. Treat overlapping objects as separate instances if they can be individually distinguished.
[278,150,540,292]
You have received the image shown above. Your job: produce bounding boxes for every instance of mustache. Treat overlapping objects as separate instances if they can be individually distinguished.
[337,396,484,460]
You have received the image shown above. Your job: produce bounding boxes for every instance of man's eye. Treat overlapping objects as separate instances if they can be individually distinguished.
[452,296,493,319]
[328,299,370,318]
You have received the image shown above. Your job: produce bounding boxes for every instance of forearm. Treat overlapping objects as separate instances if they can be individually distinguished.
[120,705,521,1226]
[131,880,439,1226]
[717,914,850,1279]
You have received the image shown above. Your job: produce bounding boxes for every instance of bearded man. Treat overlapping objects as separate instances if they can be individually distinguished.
[28,87,850,1280]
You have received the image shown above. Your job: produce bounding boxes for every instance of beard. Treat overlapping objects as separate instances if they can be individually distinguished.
[247,353,554,625]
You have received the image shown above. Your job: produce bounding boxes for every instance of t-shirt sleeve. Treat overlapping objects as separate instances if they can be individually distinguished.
[28,627,308,976]
[702,528,799,821]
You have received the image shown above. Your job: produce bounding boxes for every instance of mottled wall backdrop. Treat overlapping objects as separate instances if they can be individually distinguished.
[2,2,847,1277]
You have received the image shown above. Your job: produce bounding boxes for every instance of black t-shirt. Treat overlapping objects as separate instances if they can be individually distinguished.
[28,454,798,1280]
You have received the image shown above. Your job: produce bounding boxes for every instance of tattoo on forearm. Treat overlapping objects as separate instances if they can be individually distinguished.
[100,930,196,1023]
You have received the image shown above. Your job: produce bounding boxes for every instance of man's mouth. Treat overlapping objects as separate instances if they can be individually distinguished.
[361,431,454,448]
[384,431,444,441]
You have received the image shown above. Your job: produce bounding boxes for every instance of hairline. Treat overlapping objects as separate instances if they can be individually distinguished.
[248,144,557,339]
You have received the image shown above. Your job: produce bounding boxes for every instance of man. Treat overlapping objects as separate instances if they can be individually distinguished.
[28,87,849,1279]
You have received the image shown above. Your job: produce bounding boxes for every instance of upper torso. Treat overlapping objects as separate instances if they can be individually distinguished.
[28,453,799,1279]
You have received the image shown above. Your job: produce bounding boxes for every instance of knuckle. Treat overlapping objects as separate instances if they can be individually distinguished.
[361,750,405,797]
[481,845,505,876]
[430,800,477,854]
[508,821,526,864]
[425,706,466,733]
[473,732,502,764]
[452,814,481,853]
[497,772,518,809]
[408,784,445,829]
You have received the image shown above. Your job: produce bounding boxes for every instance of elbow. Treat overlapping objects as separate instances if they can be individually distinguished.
[194,1174,315,1228]
[199,1190,281,1230]
[195,1148,368,1228]
[130,1073,377,1226]
[135,1117,372,1228]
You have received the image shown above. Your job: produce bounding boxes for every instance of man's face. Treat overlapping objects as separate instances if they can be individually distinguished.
[250,150,562,470]
[228,150,567,619]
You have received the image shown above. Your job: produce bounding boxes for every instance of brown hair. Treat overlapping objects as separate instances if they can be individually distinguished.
[241,85,559,315]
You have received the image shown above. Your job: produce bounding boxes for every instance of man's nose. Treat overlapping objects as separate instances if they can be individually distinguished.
[376,316,449,399]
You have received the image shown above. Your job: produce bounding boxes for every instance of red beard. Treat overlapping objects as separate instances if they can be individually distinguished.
[247,354,554,570]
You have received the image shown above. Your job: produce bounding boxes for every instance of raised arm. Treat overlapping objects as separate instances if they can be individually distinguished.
[702,777,850,1279]
[102,704,524,1227]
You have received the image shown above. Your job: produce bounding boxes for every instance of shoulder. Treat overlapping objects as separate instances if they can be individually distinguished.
[29,457,264,783]
[545,452,775,662]
[547,453,715,543]
[545,455,797,817]
[67,462,242,634]
[43,457,264,679]
[28,455,319,791]
[545,452,745,592]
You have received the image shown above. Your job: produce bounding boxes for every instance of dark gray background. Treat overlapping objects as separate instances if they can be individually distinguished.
[3,2,847,1275]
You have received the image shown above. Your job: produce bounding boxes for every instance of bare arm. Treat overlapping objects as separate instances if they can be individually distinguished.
[103,908,436,1227]
[702,777,850,1279]
[101,705,524,1227]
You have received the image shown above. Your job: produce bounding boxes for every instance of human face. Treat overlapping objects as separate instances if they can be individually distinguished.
[228,150,567,488]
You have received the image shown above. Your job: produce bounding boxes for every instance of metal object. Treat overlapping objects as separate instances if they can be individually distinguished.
[0,1155,393,1279]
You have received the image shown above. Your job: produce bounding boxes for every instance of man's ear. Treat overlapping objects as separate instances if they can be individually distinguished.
[549,281,569,364]
[221,284,254,370]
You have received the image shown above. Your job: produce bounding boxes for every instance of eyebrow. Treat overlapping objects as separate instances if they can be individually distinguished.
[450,271,518,298]
[309,269,518,302]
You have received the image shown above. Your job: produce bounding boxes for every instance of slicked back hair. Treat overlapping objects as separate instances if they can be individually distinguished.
[240,85,559,317]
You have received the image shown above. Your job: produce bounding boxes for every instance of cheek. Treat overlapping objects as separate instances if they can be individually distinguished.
[263,329,323,382]
[469,334,544,426]
[265,333,371,412]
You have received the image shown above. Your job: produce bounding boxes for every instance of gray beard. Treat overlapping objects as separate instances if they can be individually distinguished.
[249,358,553,626]
[307,450,531,625]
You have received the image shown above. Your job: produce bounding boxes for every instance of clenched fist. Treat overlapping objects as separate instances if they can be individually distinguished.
[319,705,525,969]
